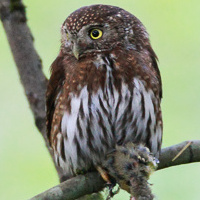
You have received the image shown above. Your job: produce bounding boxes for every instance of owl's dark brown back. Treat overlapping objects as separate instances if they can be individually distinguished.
[46,4,162,179]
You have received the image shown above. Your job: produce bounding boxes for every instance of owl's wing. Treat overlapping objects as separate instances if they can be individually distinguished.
[147,45,162,99]
[46,55,65,145]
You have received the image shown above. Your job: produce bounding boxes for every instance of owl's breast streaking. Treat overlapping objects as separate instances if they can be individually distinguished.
[48,48,162,177]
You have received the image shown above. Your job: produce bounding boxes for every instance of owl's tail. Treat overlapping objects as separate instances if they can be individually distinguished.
[103,143,158,200]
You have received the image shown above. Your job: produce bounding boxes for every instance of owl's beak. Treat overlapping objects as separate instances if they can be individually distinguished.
[72,47,80,60]
[72,41,82,60]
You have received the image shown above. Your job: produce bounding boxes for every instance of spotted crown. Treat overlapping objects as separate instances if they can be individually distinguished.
[63,4,134,34]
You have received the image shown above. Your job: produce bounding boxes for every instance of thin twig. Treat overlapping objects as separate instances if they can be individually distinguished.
[172,141,192,162]
[157,140,200,170]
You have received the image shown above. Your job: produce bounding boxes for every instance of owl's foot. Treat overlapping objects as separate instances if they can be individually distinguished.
[102,143,157,199]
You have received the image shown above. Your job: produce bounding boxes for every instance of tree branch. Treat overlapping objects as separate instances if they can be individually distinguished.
[0,0,46,134]
[0,0,64,181]
[29,140,200,200]
[29,172,105,200]
[157,140,200,170]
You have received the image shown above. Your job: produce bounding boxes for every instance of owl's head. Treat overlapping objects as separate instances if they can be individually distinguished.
[61,5,150,60]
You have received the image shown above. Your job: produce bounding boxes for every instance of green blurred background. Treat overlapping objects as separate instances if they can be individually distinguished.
[0,0,200,199]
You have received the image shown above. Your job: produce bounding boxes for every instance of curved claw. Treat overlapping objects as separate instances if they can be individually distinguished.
[96,166,111,184]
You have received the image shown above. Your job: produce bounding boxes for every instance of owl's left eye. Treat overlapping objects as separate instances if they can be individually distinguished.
[89,29,103,40]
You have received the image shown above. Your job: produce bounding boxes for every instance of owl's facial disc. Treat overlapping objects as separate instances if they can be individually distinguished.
[62,31,84,59]
[66,32,90,60]
[70,25,108,60]
[65,24,120,60]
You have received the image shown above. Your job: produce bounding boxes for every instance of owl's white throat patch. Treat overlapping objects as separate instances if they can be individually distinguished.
[93,54,106,69]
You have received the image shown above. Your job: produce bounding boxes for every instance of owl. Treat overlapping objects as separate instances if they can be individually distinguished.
[46,4,162,199]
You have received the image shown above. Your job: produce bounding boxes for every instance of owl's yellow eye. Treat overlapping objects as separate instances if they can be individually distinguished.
[90,29,103,40]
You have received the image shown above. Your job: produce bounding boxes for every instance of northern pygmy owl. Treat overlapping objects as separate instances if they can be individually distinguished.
[46,4,162,199]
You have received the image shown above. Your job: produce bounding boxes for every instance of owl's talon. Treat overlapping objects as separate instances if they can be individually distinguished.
[96,166,111,184]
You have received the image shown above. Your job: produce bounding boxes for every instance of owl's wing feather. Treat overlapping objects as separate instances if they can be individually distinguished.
[147,45,162,99]
[46,55,65,145]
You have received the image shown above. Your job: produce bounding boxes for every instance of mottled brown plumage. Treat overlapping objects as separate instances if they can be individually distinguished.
[46,4,162,199]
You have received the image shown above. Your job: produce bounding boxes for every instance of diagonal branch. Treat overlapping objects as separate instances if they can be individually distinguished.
[29,140,200,200]
[0,0,47,135]
[0,0,64,181]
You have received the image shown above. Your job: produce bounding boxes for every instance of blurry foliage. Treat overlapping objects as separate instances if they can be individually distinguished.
[0,0,200,199]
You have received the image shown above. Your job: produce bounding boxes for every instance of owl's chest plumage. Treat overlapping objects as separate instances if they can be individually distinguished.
[51,53,162,177]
